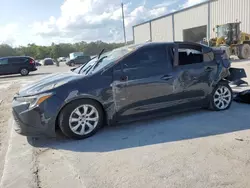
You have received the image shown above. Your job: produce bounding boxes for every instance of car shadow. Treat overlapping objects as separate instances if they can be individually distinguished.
[28,102,250,153]
[0,73,49,79]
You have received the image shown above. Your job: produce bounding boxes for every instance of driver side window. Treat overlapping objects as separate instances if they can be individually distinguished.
[119,46,169,80]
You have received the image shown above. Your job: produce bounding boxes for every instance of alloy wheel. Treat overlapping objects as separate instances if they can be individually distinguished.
[69,104,99,135]
[21,68,28,75]
[213,86,232,110]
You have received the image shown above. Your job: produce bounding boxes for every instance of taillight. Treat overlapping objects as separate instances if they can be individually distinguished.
[29,59,35,64]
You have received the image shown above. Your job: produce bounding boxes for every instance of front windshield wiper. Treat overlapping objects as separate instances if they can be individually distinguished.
[86,55,108,75]
[78,49,105,74]
[98,49,105,59]
[77,56,98,74]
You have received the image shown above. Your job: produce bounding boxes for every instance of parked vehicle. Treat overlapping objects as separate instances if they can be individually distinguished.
[41,58,54,66]
[0,56,37,76]
[69,52,84,60]
[35,60,42,66]
[58,57,67,62]
[12,42,232,139]
[66,55,91,66]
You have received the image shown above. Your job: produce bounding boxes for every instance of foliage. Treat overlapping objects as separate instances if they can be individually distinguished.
[0,40,131,59]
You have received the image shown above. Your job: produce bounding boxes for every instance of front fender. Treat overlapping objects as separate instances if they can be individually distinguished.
[57,91,113,125]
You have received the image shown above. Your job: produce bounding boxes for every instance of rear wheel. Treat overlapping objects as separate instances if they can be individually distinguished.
[70,62,75,66]
[20,68,29,76]
[209,82,233,111]
[59,99,104,139]
[238,44,250,59]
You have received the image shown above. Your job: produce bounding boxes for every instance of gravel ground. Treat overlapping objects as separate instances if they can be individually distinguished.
[0,64,71,184]
[0,83,20,180]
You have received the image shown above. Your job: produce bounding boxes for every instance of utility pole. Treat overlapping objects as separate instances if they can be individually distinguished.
[121,2,127,45]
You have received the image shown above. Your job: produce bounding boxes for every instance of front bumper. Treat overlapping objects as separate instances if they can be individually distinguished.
[12,95,63,137]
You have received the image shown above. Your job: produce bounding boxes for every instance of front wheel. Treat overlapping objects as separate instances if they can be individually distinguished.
[59,99,104,139]
[209,82,233,111]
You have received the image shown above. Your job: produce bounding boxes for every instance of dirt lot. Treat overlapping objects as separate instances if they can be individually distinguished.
[0,64,70,184]
[0,61,250,188]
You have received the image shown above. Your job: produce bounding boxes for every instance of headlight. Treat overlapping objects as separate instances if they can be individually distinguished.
[15,93,52,108]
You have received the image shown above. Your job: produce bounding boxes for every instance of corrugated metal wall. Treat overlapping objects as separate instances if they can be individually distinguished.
[210,0,250,38]
[133,23,151,44]
[151,16,173,42]
[174,4,208,41]
[133,0,250,44]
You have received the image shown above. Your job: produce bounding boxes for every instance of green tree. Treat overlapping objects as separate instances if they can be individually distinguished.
[0,40,127,59]
[0,44,16,57]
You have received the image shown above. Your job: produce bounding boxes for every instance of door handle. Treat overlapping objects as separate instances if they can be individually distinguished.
[120,75,128,81]
[205,67,213,72]
[161,75,173,80]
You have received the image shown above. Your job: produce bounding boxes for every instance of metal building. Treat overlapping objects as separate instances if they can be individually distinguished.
[133,0,250,44]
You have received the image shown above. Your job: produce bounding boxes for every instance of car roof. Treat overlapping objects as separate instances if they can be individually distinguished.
[139,41,206,47]
[0,56,31,60]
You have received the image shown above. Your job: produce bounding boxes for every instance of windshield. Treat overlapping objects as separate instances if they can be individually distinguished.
[217,25,230,38]
[74,46,137,75]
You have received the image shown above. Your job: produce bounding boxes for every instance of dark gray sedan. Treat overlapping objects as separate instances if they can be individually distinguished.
[12,42,232,139]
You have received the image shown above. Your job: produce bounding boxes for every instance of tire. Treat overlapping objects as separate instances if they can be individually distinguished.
[59,99,104,139]
[209,82,233,111]
[20,68,29,76]
[238,44,250,59]
[70,62,75,67]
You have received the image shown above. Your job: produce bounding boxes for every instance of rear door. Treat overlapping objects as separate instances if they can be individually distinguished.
[0,58,11,75]
[9,57,25,73]
[172,43,217,107]
[112,45,184,118]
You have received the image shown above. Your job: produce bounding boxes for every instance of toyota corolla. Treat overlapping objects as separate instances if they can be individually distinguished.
[12,42,232,139]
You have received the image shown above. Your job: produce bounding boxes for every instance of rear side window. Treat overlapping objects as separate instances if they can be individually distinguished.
[176,44,214,66]
[178,46,203,65]
[0,59,8,65]
[9,57,30,64]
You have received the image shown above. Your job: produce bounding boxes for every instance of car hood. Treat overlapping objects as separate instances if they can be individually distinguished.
[18,72,81,96]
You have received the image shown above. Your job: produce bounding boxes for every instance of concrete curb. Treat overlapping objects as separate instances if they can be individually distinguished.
[0,119,36,188]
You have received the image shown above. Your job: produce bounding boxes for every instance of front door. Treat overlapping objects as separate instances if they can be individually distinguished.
[112,45,184,119]
[0,58,10,75]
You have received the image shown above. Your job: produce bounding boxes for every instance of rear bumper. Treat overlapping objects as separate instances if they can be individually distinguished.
[29,67,37,72]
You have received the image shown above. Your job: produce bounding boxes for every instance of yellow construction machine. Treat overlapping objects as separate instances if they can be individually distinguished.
[210,22,250,59]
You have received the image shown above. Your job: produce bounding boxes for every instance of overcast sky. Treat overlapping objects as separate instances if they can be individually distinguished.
[0,0,205,46]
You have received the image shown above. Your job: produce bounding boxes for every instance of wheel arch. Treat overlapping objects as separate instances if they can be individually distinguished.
[55,96,107,131]
[19,67,29,75]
